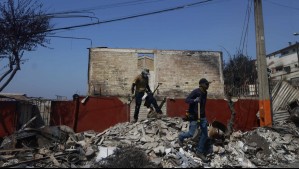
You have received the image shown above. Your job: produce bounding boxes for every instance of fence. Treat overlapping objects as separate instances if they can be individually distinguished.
[224,80,278,98]
[31,98,52,126]
[167,99,260,131]
[224,84,258,97]
[0,96,130,137]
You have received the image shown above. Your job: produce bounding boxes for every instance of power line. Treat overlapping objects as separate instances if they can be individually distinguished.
[47,35,93,47]
[69,0,160,12]
[45,0,159,16]
[45,10,96,16]
[46,14,100,22]
[43,0,215,33]
[35,0,161,24]
[238,0,253,56]
[243,0,253,56]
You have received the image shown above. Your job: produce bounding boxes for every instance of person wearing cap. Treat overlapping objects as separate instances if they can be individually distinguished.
[131,69,162,123]
[178,78,210,163]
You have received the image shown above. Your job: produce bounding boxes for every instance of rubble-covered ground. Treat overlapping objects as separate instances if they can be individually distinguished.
[1,117,299,168]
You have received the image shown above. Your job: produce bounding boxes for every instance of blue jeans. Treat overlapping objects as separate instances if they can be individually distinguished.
[197,118,208,153]
[178,121,199,141]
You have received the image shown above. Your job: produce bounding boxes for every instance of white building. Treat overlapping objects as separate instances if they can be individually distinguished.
[266,43,299,87]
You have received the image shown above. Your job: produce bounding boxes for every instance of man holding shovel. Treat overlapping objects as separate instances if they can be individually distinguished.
[178,78,211,162]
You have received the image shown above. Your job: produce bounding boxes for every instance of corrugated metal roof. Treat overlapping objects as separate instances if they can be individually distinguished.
[271,81,299,122]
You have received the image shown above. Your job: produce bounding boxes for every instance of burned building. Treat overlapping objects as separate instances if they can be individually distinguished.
[88,48,224,98]
[88,47,225,120]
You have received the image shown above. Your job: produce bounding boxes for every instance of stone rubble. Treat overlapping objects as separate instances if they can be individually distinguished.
[0,117,299,168]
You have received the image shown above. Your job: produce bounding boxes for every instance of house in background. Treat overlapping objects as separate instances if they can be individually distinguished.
[266,42,299,87]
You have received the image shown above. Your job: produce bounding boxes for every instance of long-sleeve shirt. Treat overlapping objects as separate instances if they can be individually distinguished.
[185,88,207,120]
[132,74,151,93]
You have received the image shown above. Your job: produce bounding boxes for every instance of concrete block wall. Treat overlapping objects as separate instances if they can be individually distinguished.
[155,50,224,99]
[89,48,224,121]
[88,48,224,99]
[138,56,154,71]
[89,48,138,96]
[88,48,224,120]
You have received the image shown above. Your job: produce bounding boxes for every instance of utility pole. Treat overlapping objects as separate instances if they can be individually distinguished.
[254,0,272,127]
[293,34,299,65]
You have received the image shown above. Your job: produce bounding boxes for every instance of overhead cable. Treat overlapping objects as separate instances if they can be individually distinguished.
[43,0,215,33]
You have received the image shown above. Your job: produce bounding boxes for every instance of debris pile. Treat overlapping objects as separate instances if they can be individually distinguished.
[96,146,159,168]
[210,121,299,168]
[1,117,299,168]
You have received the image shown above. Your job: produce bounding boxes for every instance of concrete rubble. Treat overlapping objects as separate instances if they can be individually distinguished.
[0,117,299,168]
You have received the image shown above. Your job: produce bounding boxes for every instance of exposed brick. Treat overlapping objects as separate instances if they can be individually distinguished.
[88,48,224,99]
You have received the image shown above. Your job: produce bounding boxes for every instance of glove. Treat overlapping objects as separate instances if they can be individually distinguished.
[131,83,135,94]
[194,97,200,103]
[197,119,201,130]
[182,112,190,121]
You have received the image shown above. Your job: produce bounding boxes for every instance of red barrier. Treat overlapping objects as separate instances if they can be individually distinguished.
[77,97,129,133]
[1,97,258,138]
[51,97,258,132]
[167,99,259,131]
[51,96,130,133]
[51,101,75,127]
[0,101,17,137]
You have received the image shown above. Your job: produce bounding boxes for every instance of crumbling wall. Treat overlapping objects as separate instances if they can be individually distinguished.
[155,50,224,99]
[138,56,154,71]
[88,48,139,96]
[88,48,224,98]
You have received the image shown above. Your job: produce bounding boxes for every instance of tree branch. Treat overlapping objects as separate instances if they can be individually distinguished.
[0,63,19,92]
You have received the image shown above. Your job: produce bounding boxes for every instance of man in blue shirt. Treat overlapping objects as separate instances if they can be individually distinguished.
[178,78,210,163]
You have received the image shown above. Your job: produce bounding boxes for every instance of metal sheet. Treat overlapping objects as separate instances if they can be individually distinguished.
[0,101,17,137]
[271,81,299,123]
[51,96,130,133]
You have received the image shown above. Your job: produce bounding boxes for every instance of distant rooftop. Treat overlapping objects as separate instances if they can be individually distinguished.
[0,93,29,101]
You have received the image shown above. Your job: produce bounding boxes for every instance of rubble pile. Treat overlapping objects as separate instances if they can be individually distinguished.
[210,121,299,168]
[0,117,299,168]
[96,146,159,168]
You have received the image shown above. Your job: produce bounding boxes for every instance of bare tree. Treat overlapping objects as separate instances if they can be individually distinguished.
[223,51,257,136]
[223,51,257,97]
[0,0,52,92]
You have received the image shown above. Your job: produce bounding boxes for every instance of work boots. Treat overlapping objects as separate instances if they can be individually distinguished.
[195,152,209,163]
[177,139,184,147]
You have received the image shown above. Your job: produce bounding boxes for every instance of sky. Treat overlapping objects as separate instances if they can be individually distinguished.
[1,0,299,100]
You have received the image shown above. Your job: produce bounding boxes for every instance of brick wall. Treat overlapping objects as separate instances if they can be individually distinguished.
[138,56,154,71]
[88,48,224,99]
[89,48,139,96]
[155,50,224,99]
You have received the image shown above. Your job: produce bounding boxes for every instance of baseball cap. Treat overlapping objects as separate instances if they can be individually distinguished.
[199,78,211,85]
